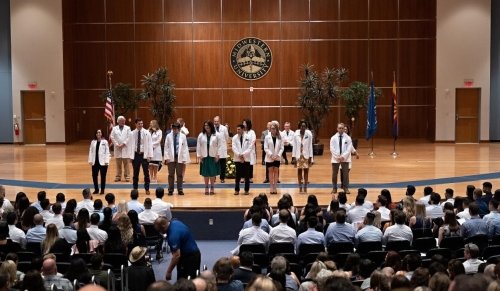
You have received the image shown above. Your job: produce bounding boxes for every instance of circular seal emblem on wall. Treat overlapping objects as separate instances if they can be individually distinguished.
[230,37,272,81]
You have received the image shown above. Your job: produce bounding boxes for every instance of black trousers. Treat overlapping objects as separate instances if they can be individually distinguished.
[235,162,250,192]
[219,158,227,180]
[177,250,201,280]
[91,164,108,192]
[132,152,150,191]
[261,143,266,164]
[282,145,293,161]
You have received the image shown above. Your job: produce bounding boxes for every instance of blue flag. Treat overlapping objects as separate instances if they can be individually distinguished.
[365,79,377,140]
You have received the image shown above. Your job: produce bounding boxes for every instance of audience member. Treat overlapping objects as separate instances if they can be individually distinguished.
[269,209,297,244]
[127,189,145,214]
[151,187,173,219]
[347,194,370,226]
[87,213,108,245]
[21,270,45,291]
[139,198,159,224]
[463,243,485,274]
[59,213,77,244]
[418,186,434,206]
[376,195,391,221]
[461,202,488,239]
[213,257,244,291]
[438,210,461,245]
[232,252,256,285]
[65,257,92,285]
[40,198,54,222]
[88,254,113,289]
[127,247,156,291]
[426,193,443,219]
[104,193,117,213]
[47,202,64,229]
[104,225,126,254]
[355,212,383,246]
[296,216,324,250]
[75,188,94,214]
[41,258,73,291]
[324,210,355,245]
[75,208,90,230]
[383,210,413,244]
[6,212,26,247]
[31,191,46,212]
[232,213,270,255]
[26,214,46,243]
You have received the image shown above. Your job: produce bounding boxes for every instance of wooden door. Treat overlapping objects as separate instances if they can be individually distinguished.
[455,88,480,143]
[21,90,46,144]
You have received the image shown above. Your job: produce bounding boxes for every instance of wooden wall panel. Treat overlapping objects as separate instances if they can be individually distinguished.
[64,0,436,142]
[135,0,163,22]
[135,24,164,41]
[164,0,192,22]
[223,0,250,22]
[310,0,338,21]
[106,0,134,23]
[252,0,280,21]
[340,0,368,20]
[106,24,134,42]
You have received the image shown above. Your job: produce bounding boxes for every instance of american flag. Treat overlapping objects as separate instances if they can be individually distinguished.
[104,89,115,136]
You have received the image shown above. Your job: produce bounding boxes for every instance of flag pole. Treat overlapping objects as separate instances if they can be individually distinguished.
[106,71,114,137]
[368,71,376,157]
[391,70,398,157]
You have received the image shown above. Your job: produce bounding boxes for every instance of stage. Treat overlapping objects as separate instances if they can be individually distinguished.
[1,139,500,210]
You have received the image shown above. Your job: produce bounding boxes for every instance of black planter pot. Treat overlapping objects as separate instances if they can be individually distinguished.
[313,143,324,155]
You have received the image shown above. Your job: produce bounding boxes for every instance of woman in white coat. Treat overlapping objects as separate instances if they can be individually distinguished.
[264,121,284,194]
[196,120,222,195]
[292,120,314,193]
[88,129,110,194]
[148,120,163,183]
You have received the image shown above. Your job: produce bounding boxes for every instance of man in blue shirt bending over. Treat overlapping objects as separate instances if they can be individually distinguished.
[155,216,201,280]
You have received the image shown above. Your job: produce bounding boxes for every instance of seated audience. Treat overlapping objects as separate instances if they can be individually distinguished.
[444,188,455,206]
[127,246,156,291]
[42,258,73,291]
[324,210,355,245]
[347,194,369,227]
[410,203,432,229]
[376,195,391,221]
[242,205,271,233]
[56,192,66,211]
[46,202,64,229]
[26,214,47,243]
[461,202,488,239]
[151,187,173,220]
[484,199,500,223]
[426,193,444,219]
[383,210,413,244]
[127,189,145,214]
[40,198,54,222]
[0,260,20,289]
[88,254,113,289]
[355,212,383,246]
[21,270,45,291]
[269,256,300,291]
[75,188,94,214]
[75,208,90,230]
[232,213,270,255]
[296,216,325,249]
[104,225,126,254]
[418,186,433,206]
[463,243,485,274]
[93,199,104,222]
[59,213,77,244]
[438,210,461,245]
[104,193,117,213]
[138,198,159,225]
[213,257,244,291]
[98,207,115,233]
[269,209,297,245]
[6,212,26,248]
[64,257,92,285]
[232,252,257,285]
[350,188,374,210]
[87,213,108,245]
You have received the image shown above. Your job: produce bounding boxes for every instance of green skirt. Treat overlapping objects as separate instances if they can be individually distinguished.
[199,156,220,177]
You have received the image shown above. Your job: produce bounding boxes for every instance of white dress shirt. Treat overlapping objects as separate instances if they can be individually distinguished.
[8,224,26,247]
[457,208,471,220]
[127,200,145,214]
[463,258,485,274]
[59,227,77,244]
[347,206,369,225]
[86,225,108,244]
[76,199,94,215]
[269,223,297,245]
[418,195,431,206]
[383,224,413,244]
[350,201,374,211]
[232,226,270,255]
[426,204,444,219]
[110,124,131,158]
[139,209,159,225]
[46,215,64,230]
[40,210,54,223]
[377,206,391,221]
[151,198,173,220]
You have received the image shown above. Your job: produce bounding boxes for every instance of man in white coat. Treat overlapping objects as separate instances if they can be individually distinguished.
[128,118,154,195]
[330,123,353,194]
[110,116,131,182]
[214,116,230,183]
[164,122,190,195]
[280,122,295,165]
[232,124,254,195]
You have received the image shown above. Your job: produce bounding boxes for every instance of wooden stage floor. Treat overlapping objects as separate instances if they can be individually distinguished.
[1,139,500,209]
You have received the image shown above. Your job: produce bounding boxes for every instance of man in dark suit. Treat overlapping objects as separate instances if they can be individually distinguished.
[232,251,257,285]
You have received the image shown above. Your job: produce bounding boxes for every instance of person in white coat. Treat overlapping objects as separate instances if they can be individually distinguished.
[243,119,257,183]
[148,120,163,183]
[110,116,131,182]
[88,129,110,194]
[214,116,230,183]
[197,120,223,195]
[280,121,295,165]
[292,120,314,193]
[164,122,190,195]
[128,118,154,195]
[330,123,353,194]
[264,121,284,194]
[232,124,254,195]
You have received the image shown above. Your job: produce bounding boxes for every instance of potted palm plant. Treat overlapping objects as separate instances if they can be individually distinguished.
[341,81,381,148]
[140,67,176,129]
[298,64,348,155]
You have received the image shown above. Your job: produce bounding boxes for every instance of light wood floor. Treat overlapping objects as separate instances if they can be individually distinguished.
[1,139,500,209]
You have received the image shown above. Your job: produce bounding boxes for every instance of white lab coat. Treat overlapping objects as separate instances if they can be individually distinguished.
[264,135,285,163]
[196,133,223,158]
[330,133,353,163]
[215,124,230,158]
[232,133,255,164]
[291,130,314,160]
[110,125,131,158]
[164,132,191,163]
[127,128,154,159]
[280,130,295,146]
[150,129,163,162]
[88,140,110,166]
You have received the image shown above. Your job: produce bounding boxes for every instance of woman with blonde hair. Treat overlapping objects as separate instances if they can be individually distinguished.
[403,197,416,222]
[117,215,134,246]
[113,200,128,221]
[247,275,279,291]
[410,203,432,229]
[41,223,59,254]
[0,260,18,288]
[148,120,163,183]
[264,121,284,194]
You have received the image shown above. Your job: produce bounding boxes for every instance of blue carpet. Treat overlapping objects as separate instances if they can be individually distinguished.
[2,171,500,190]
[152,240,237,283]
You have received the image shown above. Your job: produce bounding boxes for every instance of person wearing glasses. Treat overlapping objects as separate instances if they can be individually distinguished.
[462,243,484,274]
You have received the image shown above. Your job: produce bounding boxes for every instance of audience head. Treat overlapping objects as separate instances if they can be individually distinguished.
[129,246,148,266]
[369,270,391,291]
[93,199,103,210]
[104,193,115,205]
[358,188,368,198]
[377,195,388,208]
[246,275,278,291]
[407,185,416,196]
[466,185,476,200]
[338,192,348,204]
[90,253,104,270]
[406,253,422,272]
[489,199,499,212]
[364,212,376,226]
[239,251,253,268]
[448,259,466,280]
[0,260,16,287]
[278,209,289,224]
[130,189,139,200]
[147,281,174,291]
[33,214,44,226]
[102,207,112,222]
[469,202,480,216]
[394,210,406,225]
[474,188,483,200]
[307,216,318,229]
[56,192,65,204]
[449,274,489,291]
[380,189,393,204]
[6,212,17,226]
[251,213,262,226]
[63,213,74,226]
[37,191,47,202]
[144,198,152,209]
[391,274,411,289]
[65,199,77,214]
[430,192,441,205]
[41,258,57,276]
[321,276,356,291]
[90,213,100,225]
[410,267,430,289]
[82,188,91,199]
[212,257,233,282]
[21,270,45,291]
[445,188,454,199]
[155,187,165,199]
[40,198,50,211]
[355,194,365,206]
[465,243,480,259]
[483,182,493,193]
[424,186,433,196]
[52,202,62,215]
[335,210,346,224]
